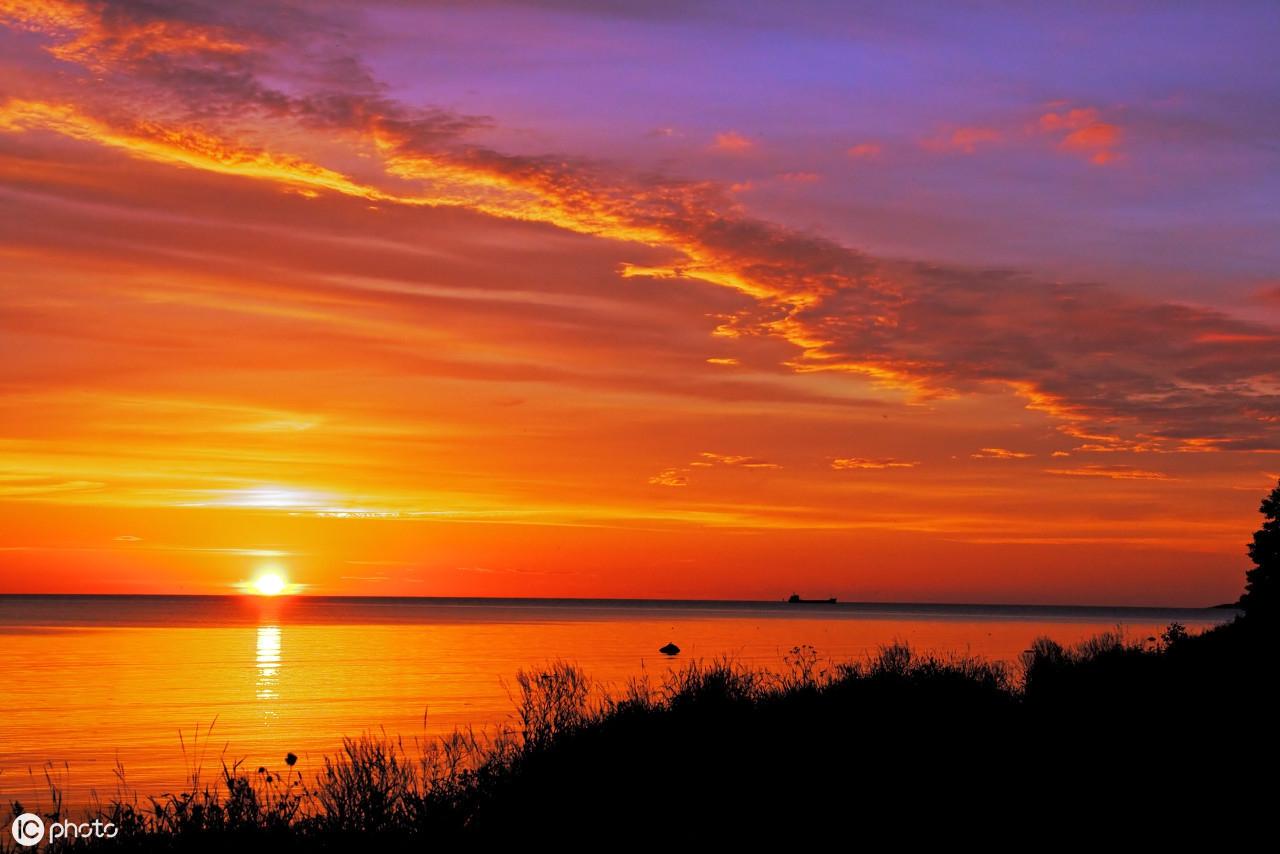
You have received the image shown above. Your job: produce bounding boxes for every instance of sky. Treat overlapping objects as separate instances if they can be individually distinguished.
[1,0,1278,605]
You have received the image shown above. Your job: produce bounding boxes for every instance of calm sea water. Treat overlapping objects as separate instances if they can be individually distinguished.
[0,595,1233,810]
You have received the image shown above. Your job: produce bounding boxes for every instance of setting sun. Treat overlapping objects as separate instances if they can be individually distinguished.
[252,572,288,596]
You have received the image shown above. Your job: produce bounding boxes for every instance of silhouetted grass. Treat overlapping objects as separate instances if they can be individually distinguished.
[6,616,1275,849]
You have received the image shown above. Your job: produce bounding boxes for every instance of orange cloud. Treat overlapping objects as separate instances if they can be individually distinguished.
[711,131,755,153]
[0,100,386,202]
[924,126,1001,154]
[1046,465,1172,481]
[647,469,689,487]
[830,458,919,470]
[1195,332,1278,344]
[643,453,782,490]
[0,0,247,67]
[1039,106,1122,165]
[846,142,882,159]
[972,448,1033,460]
[1253,284,1280,304]
[696,452,780,469]
[7,85,1279,456]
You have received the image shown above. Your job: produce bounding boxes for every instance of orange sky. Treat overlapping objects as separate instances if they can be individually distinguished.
[2,2,1278,605]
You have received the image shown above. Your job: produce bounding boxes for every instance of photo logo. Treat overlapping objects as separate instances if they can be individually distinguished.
[9,814,118,846]
[11,813,43,847]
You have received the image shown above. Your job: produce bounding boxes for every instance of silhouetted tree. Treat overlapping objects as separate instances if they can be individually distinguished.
[1241,479,1280,618]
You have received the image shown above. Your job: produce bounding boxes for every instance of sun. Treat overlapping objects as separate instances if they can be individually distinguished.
[252,572,288,596]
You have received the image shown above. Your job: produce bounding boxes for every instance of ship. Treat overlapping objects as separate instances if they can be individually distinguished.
[787,594,837,604]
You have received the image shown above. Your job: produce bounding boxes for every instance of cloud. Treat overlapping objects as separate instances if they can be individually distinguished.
[971,448,1033,460]
[1195,332,1278,344]
[1252,285,1280,305]
[647,468,688,487]
[782,265,1280,452]
[1039,106,1122,165]
[455,565,579,577]
[0,475,104,496]
[0,0,249,68]
[0,100,390,202]
[649,452,780,487]
[830,457,919,470]
[1045,464,1172,481]
[846,142,881,159]
[710,130,754,153]
[695,452,780,469]
[924,126,1001,154]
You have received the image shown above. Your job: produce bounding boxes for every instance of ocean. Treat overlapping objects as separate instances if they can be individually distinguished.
[0,595,1233,810]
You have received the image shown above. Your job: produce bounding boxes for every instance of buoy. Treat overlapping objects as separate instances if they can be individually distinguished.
[659,642,680,655]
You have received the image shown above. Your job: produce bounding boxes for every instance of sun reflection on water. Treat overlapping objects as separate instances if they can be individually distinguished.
[256,625,282,707]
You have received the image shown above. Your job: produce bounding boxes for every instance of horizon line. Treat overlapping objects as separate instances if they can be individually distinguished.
[0,591,1239,613]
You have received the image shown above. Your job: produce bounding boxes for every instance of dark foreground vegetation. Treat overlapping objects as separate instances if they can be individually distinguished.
[6,617,1276,850]
[8,481,1280,848]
